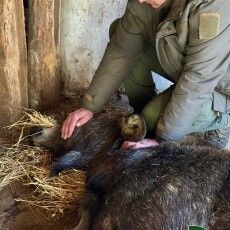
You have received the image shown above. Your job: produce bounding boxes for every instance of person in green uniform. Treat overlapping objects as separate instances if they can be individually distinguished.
[61,0,230,149]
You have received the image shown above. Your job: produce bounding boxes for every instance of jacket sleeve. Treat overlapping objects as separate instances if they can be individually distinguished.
[82,0,149,112]
[156,0,230,140]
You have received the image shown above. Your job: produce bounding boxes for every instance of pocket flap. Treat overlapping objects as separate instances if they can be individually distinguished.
[213,91,227,113]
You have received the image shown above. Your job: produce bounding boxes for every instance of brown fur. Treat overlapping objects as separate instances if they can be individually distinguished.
[31,103,229,229]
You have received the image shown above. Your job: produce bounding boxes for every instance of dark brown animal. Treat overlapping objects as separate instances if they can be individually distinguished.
[32,109,230,230]
[32,108,146,174]
[69,135,229,230]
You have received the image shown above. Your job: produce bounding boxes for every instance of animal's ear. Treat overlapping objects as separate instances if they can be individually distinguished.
[120,114,147,142]
[51,151,82,176]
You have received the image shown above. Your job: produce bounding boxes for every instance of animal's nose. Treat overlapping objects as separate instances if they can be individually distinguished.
[30,127,43,136]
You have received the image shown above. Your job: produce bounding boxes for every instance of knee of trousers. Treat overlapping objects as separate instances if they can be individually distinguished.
[141,102,161,133]
[141,88,173,133]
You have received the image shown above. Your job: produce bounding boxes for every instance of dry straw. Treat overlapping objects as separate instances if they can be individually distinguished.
[17,167,86,218]
[0,109,86,218]
[6,108,56,129]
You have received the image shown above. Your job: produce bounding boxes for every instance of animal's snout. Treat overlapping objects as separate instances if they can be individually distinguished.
[30,127,44,136]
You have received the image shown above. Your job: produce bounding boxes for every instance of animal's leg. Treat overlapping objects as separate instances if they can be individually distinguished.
[73,192,100,230]
[51,150,86,176]
[72,210,90,230]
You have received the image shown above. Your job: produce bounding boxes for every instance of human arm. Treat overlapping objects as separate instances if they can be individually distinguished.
[61,108,94,140]
[62,0,150,139]
[82,0,150,112]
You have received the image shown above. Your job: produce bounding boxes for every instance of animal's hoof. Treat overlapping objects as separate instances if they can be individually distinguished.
[50,164,61,176]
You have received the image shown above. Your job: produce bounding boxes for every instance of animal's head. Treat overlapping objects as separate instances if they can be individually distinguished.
[120,114,146,142]
[31,120,62,151]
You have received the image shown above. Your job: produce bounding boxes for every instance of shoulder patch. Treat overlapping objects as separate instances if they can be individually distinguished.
[199,12,220,40]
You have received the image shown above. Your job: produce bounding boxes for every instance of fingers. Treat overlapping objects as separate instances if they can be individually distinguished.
[61,113,75,140]
[61,108,94,140]
[121,139,160,150]
[76,114,91,127]
[132,139,159,149]
[66,114,79,139]
[61,118,68,139]
[61,113,79,140]
[121,141,136,150]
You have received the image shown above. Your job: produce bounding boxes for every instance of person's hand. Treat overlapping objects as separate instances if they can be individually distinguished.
[121,139,159,150]
[61,108,94,140]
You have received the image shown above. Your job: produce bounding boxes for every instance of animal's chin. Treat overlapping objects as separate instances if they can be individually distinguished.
[32,138,46,147]
[32,135,55,148]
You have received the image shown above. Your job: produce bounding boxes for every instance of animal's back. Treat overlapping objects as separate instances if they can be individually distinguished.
[89,143,230,230]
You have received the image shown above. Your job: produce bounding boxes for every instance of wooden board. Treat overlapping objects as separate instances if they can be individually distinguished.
[0,0,28,128]
[28,0,61,110]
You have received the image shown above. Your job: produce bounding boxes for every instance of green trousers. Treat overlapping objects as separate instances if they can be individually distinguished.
[110,19,229,136]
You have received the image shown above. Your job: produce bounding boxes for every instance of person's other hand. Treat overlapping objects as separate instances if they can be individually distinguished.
[121,139,159,150]
[61,108,94,140]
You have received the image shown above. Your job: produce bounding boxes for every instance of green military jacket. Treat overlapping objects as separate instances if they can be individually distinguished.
[82,0,230,140]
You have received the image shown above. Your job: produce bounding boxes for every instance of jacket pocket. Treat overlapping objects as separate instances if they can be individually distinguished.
[157,22,177,38]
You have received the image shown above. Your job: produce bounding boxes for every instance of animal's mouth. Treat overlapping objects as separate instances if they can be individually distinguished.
[31,131,43,137]
[30,127,44,138]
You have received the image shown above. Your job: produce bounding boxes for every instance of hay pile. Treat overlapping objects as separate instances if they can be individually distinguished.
[0,109,86,218]
[6,109,56,132]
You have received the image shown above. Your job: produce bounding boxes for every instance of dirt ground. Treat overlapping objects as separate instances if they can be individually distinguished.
[0,181,80,230]
[0,99,83,230]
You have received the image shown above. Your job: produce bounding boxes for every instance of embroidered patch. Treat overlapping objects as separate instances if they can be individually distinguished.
[199,12,220,39]
[84,93,94,103]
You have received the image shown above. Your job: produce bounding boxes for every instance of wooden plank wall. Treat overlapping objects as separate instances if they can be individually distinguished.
[0,0,28,128]
[28,0,61,110]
